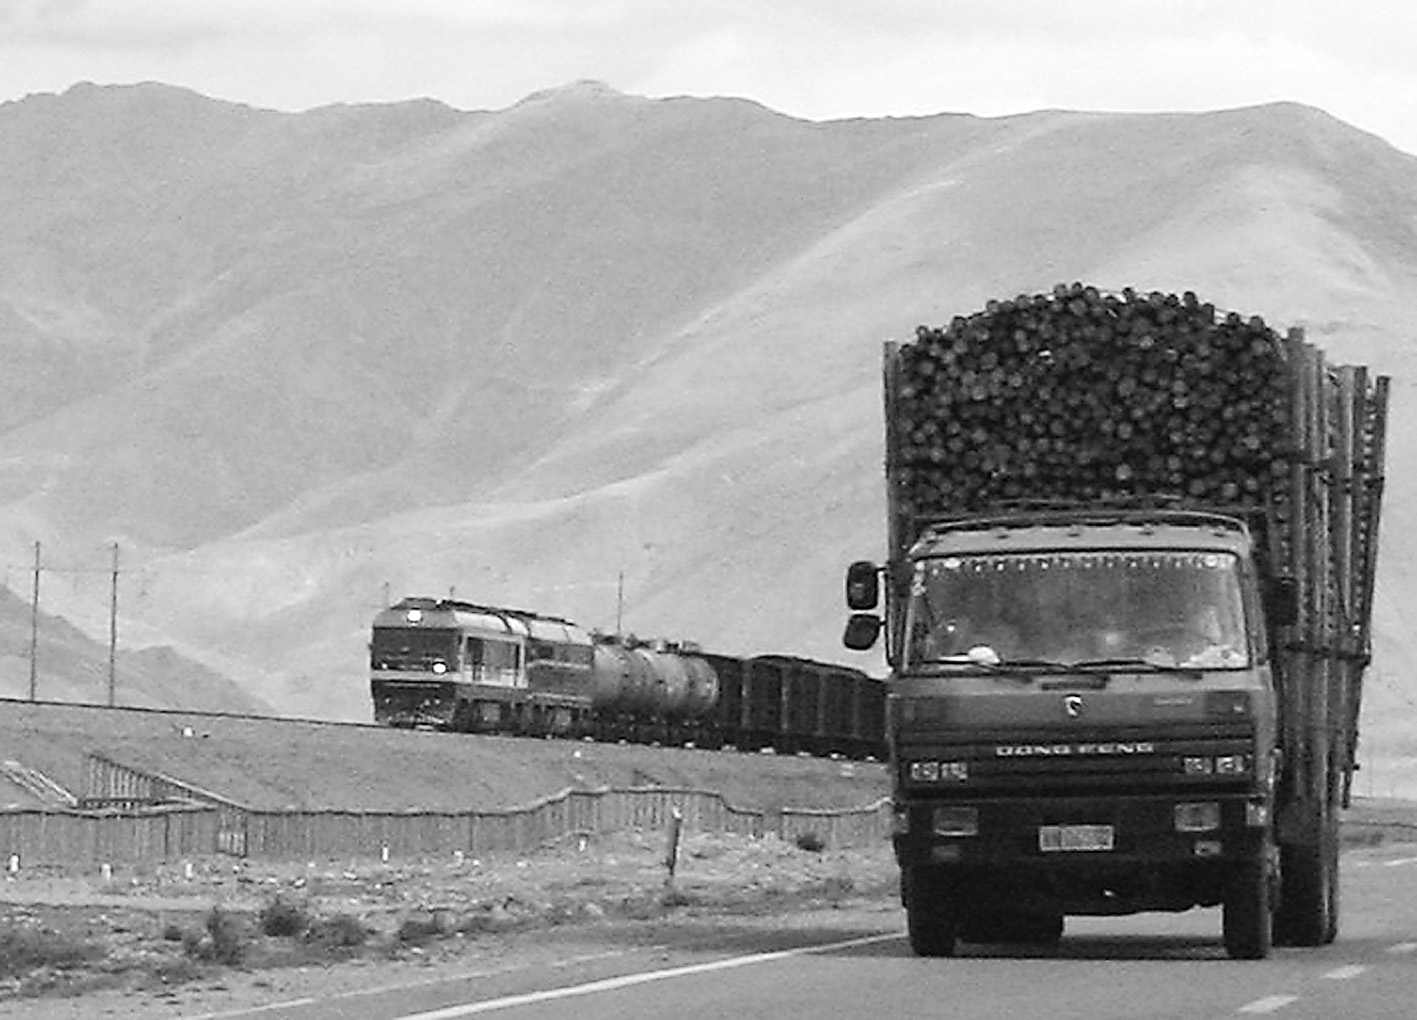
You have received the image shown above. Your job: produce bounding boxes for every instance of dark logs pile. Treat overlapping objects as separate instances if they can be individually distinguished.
[894,283,1293,518]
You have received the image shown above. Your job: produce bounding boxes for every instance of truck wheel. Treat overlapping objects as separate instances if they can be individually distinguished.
[1273,841,1331,947]
[1016,913,1064,945]
[1322,826,1340,945]
[1223,859,1273,960]
[904,867,958,957]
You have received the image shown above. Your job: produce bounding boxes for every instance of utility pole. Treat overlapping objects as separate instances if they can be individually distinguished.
[108,542,119,707]
[615,570,624,634]
[28,541,39,701]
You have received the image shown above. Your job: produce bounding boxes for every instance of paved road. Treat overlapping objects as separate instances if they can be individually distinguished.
[198,844,1417,1020]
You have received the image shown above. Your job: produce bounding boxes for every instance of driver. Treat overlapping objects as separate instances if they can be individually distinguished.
[927,615,1021,660]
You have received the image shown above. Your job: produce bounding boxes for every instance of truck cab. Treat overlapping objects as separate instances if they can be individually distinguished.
[846,508,1293,958]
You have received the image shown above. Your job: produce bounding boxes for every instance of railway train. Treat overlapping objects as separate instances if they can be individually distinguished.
[369,596,886,759]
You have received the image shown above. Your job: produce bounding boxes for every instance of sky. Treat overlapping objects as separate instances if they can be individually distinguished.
[1,0,1416,156]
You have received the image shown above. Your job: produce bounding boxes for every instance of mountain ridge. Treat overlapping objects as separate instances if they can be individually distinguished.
[0,83,1413,774]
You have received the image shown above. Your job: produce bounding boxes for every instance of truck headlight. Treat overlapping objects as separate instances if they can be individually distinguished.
[933,806,978,836]
[909,761,940,782]
[908,760,968,783]
[1183,756,1214,775]
[1174,802,1221,832]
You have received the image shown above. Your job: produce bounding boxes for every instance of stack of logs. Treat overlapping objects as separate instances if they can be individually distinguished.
[894,282,1293,517]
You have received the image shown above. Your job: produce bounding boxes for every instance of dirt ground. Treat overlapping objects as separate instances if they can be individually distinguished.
[4,800,1414,1018]
[0,827,902,1018]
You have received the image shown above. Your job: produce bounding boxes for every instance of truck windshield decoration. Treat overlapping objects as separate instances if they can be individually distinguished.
[906,551,1249,671]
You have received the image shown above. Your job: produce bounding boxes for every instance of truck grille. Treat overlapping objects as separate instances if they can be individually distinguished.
[898,723,1255,795]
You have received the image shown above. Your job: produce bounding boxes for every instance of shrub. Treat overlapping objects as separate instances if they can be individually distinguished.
[0,926,103,979]
[795,831,826,853]
[307,914,369,949]
[260,895,313,938]
[395,914,444,945]
[185,907,248,966]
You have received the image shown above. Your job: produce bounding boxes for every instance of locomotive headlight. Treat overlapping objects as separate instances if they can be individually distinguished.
[432,661,447,674]
[406,609,423,623]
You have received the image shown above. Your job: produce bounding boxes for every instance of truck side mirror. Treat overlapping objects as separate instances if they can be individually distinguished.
[846,561,880,610]
[1268,576,1299,628]
[843,613,882,650]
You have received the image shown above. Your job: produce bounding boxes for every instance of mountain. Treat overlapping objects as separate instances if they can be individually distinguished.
[2,82,1416,782]
[0,585,269,713]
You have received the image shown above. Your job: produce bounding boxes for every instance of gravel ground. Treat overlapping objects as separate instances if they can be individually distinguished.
[0,828,901,1018]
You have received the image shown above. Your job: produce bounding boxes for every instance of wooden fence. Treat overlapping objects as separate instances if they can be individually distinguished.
[0,755,891,867]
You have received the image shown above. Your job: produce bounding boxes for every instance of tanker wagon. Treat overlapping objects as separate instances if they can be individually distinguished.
[841,284,1389,959]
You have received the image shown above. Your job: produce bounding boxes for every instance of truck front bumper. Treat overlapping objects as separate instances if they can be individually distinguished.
[893,793,1270,914]
[898,792,1267,866]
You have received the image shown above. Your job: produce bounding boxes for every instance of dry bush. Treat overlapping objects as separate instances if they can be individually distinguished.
[260,895,313,938]
[184,906,249,965]
[794,831,826,852]
[0,925,103,979]
[307,914,369,949]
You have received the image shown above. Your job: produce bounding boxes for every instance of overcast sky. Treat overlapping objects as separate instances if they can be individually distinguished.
[3,0,1415,156]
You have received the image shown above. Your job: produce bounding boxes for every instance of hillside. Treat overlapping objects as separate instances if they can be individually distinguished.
[1,82,1416,791]
[0,587,267,713]
[0,700,888,813]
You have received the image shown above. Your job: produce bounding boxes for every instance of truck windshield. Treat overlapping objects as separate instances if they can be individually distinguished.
[905,551,1251,670]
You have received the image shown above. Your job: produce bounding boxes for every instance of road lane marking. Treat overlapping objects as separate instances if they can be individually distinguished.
[1323,965,1367,980]
[1388,942,1417,955]
[1382,856,1417,867]
[397,932,904,1018]
[184,945,679,1020]
[1238,995,1299,1014]
[186,999,318,1019]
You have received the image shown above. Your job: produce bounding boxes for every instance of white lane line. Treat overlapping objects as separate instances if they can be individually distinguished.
[182,945,677,1020]
[398,932,903,1018]
[1388,942,1417,955]
[1323,965,1368,980]
[1238,995,1299,1014]
[185,999,318,1019]
[1382,856,1417,867]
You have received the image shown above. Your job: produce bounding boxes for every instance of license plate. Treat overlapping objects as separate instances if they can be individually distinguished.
[1039,824,1114,852]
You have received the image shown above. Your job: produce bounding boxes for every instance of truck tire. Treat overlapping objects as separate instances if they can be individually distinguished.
[903,866,958,957]
[1223,859,1273,960]
[1323,836,1340,945]
[1273,839,1334,947]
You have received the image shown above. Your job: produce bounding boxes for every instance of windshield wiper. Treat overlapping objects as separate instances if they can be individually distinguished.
[1066,657,1205,677]
[993,657,1078,671]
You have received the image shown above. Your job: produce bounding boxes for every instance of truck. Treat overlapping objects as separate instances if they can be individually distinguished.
[842,284,1389,959]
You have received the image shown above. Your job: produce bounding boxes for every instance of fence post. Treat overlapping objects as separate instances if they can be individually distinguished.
[663,805,684,887]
